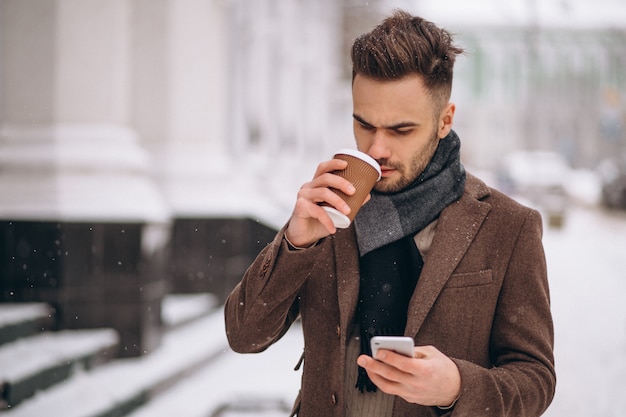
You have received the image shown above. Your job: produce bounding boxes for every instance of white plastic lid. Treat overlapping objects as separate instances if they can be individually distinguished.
[334,148,382,180]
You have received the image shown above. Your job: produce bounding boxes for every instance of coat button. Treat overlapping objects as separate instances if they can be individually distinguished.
[331,393,337,405]
[336,325,341,337]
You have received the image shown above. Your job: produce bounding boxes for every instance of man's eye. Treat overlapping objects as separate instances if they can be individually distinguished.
[360,123,375,131]
[395,129,413,135]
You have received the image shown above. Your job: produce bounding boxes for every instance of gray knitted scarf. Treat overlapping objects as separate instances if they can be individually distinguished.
[354,130,466,256]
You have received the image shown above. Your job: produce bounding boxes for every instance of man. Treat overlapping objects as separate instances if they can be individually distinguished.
[225,10,555,417]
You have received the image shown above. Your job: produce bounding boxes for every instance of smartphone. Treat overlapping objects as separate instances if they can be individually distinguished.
[370,336,415,359]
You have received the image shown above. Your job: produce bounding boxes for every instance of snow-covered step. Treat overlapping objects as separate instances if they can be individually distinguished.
[0,309,228,417]
[126,322,303,417]
[0,328,119,409]
[161,293,219,329]
[0,303,53,346]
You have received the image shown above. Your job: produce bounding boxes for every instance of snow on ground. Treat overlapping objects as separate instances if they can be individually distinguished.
[127,323,303,417]
[542,207,626,416]
[161,293,220,327]
[0,310,228,417]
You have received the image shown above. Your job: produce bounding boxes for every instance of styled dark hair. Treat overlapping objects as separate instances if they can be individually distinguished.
[351,10,464,112]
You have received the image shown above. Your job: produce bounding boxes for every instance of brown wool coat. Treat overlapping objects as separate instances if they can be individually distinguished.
[224,174,556,417]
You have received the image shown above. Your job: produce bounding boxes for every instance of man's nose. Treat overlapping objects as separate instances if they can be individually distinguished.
[366,130,391,161]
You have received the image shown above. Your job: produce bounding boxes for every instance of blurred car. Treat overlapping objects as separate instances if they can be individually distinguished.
[597,155,626,210]
[496,150,571,228]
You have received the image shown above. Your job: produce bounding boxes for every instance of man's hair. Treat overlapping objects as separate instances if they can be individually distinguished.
[351,10,464,112]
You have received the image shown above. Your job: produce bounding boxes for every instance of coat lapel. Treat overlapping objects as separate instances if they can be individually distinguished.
[405,177,491,337]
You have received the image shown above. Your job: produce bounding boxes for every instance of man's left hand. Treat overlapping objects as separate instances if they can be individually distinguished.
[357,345,461,407]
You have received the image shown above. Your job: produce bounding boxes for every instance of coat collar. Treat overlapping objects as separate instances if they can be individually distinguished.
[334,173,492,338]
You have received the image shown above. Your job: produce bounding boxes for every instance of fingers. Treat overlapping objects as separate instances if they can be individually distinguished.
[307,159,355,199]
[289,197,338,237]
[296,183,351,214]
[357,346,461,407]
[312,158,348,179]
[286,158,355,246]
[357,353,409,397]
[359,350,413,378]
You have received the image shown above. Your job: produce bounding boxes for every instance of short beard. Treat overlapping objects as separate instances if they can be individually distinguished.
[374,129,440,194]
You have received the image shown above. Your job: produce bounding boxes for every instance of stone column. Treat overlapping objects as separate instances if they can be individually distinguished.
[0,0,170,357]
[130,0,264,298]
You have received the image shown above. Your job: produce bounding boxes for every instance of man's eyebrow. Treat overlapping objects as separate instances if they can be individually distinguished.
[352,113,419,130]
[352,114,373,127]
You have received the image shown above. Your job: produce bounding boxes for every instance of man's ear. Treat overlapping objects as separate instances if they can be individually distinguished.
[438,102,455,139]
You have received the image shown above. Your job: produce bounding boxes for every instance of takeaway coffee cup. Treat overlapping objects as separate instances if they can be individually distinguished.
[321,149,382,228]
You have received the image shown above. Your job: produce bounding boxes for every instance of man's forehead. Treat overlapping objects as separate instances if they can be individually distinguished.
[352,76,432,126]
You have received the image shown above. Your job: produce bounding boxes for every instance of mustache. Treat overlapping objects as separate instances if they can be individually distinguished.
[376,158,399,169]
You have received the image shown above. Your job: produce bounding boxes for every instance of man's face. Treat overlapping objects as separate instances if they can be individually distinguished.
[352,74,453,194]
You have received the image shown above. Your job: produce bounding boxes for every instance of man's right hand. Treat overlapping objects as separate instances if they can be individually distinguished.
[284,158,356,248]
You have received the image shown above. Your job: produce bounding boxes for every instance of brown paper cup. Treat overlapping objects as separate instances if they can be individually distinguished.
[321,149,381,228]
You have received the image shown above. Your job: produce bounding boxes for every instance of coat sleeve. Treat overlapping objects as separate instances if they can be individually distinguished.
[451,209,556,416]
[224,226,327,353]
